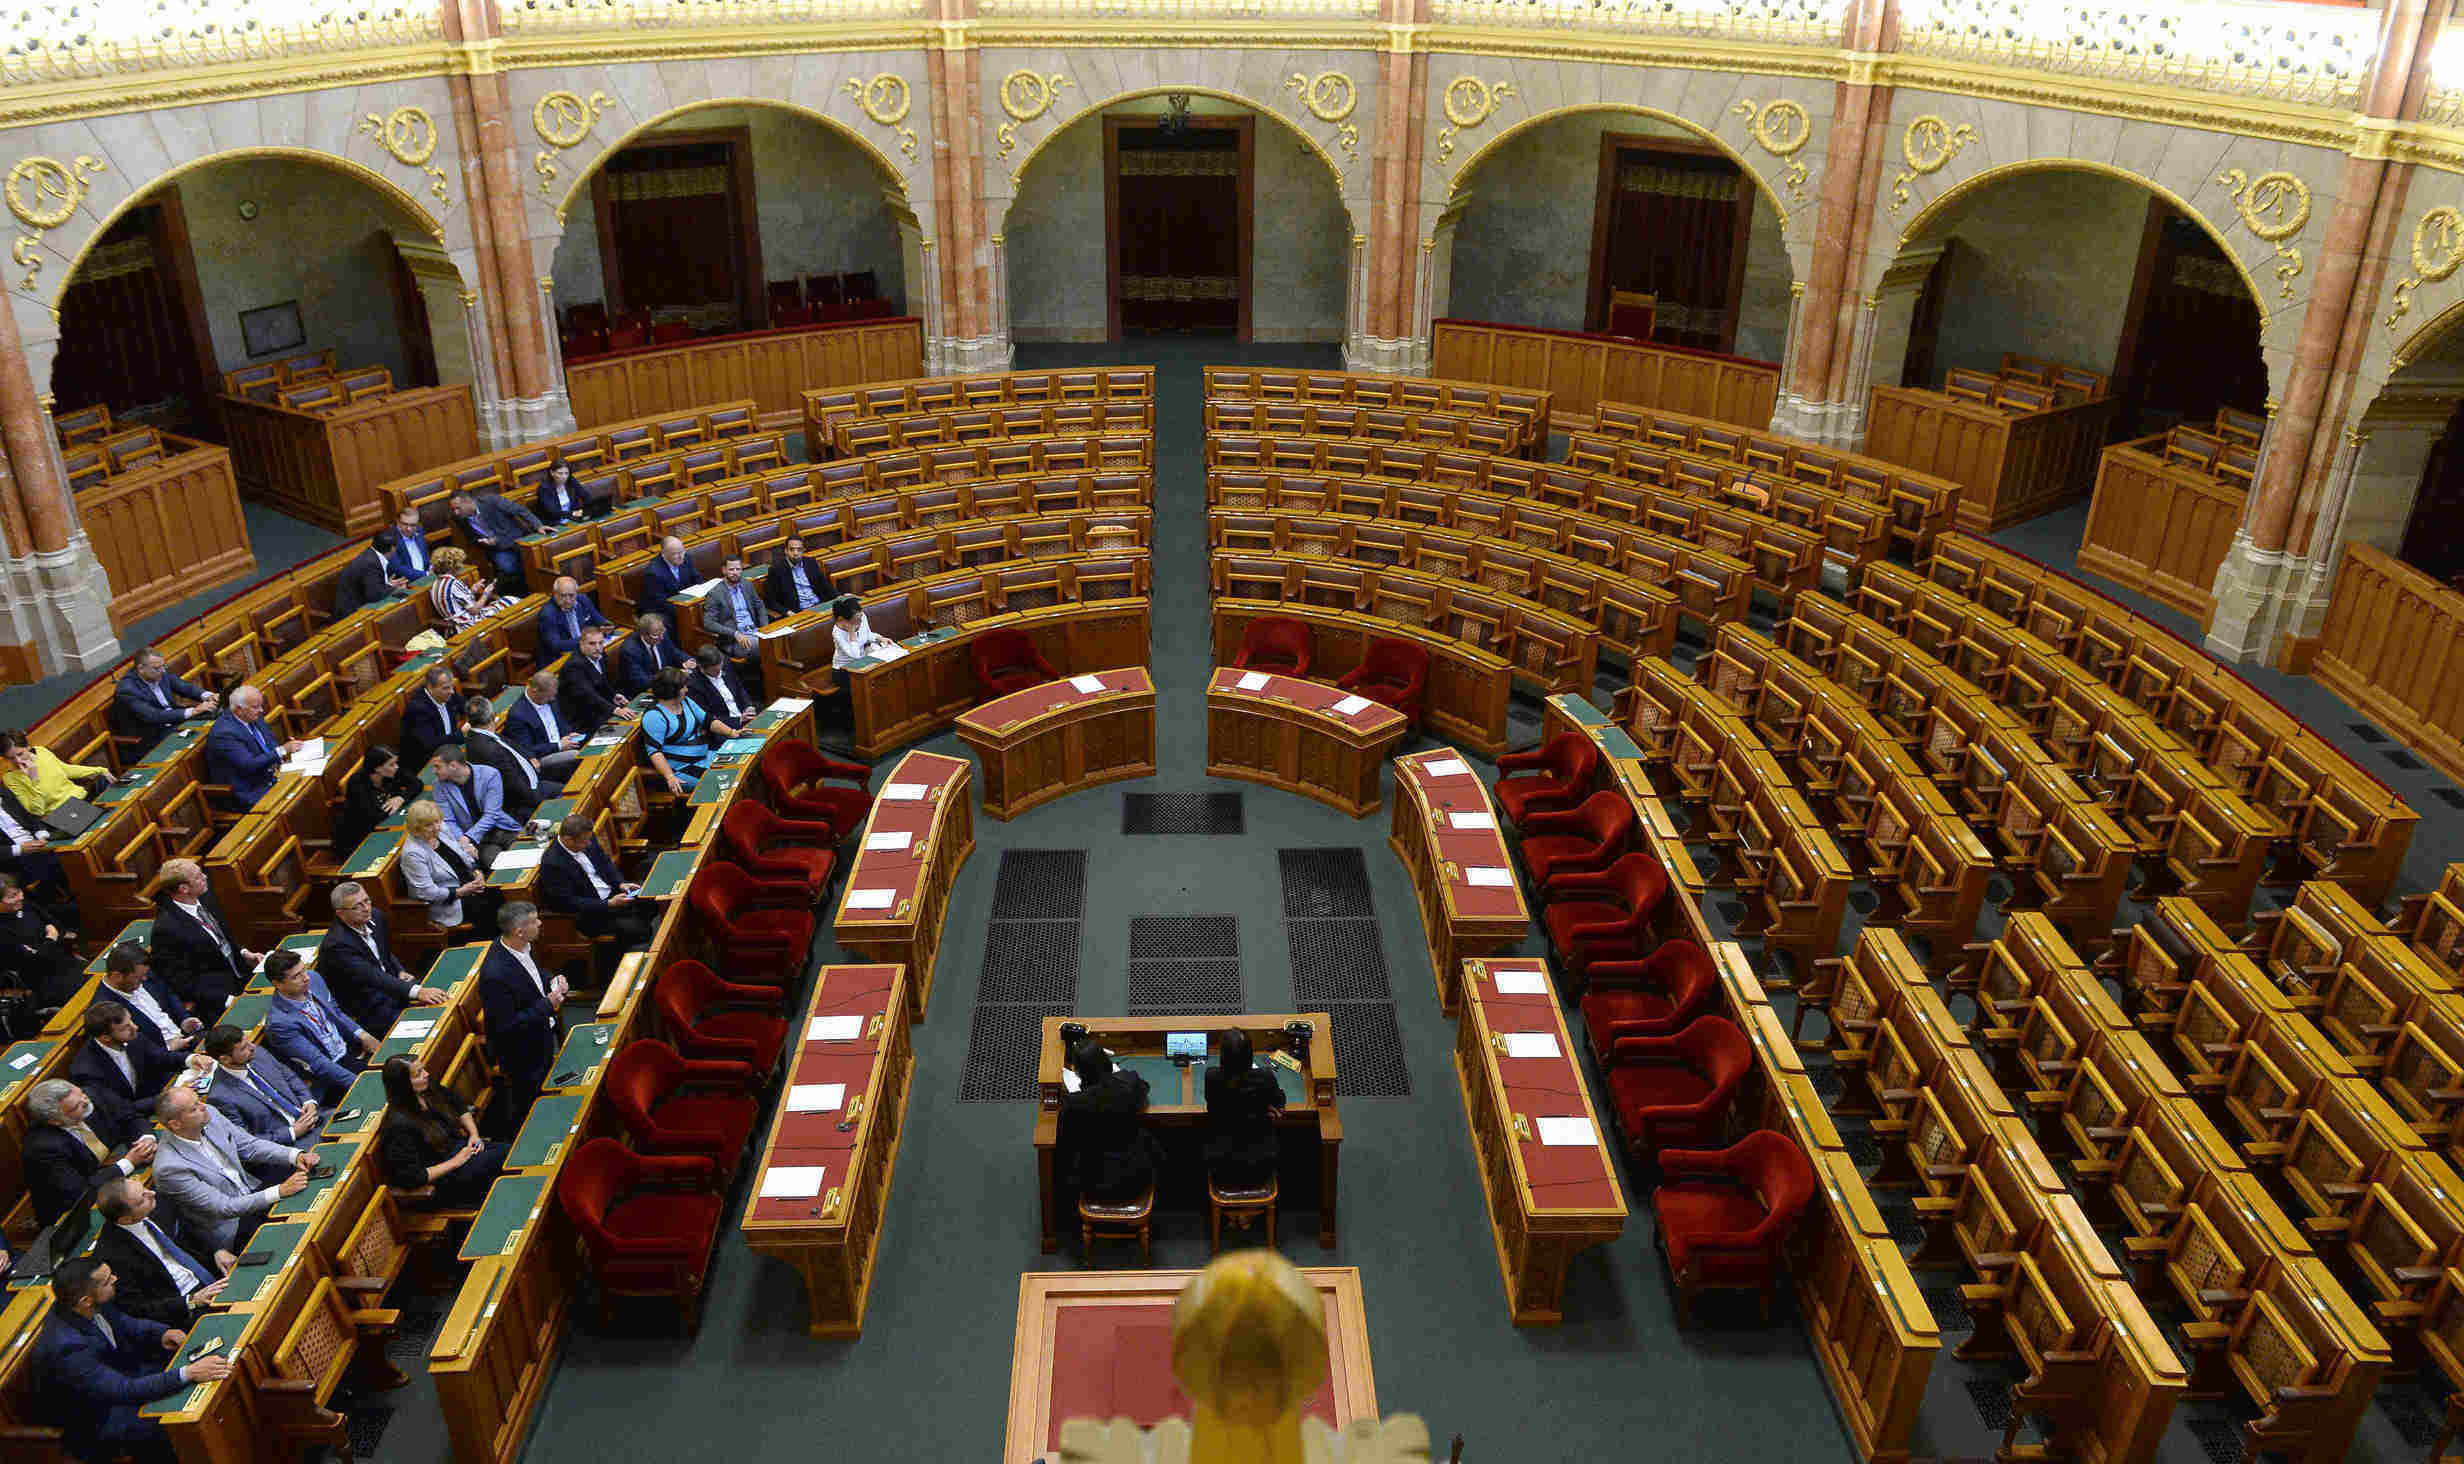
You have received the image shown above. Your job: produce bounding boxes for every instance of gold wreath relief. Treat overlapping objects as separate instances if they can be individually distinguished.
[843,74,917,162]
[532,90,614,201]
[7,155,105,295]
[358,107,452,210]
[1888,115,1975,214]
[1000,70,1069,124]
[1287,72,1356,124]
[1435,77,1515,172]
[2217,167,2312,300]
[1730,99,1811,203]
[2385,205,2464,329]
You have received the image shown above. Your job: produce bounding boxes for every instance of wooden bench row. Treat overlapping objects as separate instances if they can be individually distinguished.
[799,365,1155,450]
[830,399,1154,458]
[376,398,771,522]
[1202,365,1551,456]
[1202,399,1526,459]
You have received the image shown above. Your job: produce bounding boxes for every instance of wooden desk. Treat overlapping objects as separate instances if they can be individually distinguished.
[430,1169,583,1464]
[1429,316,1779,428]
[955,668,1157,820]
[1388,749,1529,1016]
[833,752,974,1024]
[1033,1013,1341,1253]
[1211,600,1511,758]
[1865,383,2119,533]
[569,317,922,429]
[740,964,915,1338]
[220,383,479,534]
[1204,667,1407,817]
[1453,956,1627,1325]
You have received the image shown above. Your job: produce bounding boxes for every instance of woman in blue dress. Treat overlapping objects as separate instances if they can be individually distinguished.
[639,667,709,795]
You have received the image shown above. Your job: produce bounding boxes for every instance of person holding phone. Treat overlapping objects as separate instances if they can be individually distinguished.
[376,1056,508,1209]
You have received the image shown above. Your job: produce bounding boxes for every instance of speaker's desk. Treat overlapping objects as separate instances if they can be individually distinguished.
[1204,667,1408,817]
[1034,1013,1341,1252]
[832,751,974,1023]
[954,668,1156,820]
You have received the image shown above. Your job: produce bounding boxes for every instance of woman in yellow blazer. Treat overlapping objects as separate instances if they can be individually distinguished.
[0,730,110,815]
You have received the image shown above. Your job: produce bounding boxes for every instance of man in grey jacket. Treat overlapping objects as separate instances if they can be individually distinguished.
[148,1085,311,1253]
[697,553,770,694]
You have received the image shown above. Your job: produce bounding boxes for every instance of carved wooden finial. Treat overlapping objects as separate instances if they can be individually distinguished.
[1171,1250,1328,1464]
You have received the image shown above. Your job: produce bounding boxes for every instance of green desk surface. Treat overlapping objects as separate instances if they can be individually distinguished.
[217,1219,311,1306]
[490,687,522,716]
[98,766,161,805]
[641,848,699,899]
[244,932,328,994]
[1269,1061,1305,1107]
[487,840,552,887]
[324,1071,390,1137]
[140,1311,255,1416]
[460,1172,552,1261]
[744,708,793,733]
[1597,726,1644,760]
[548,1023,617,1087]
[688,765,742,806]
[1115,1055,1183,1094]
[86,920,153,972]
[400,651,444,675]
[340,831,401,878]
[0,1039,59,1101]
[373,1011,447,1064]
[714,736,766,758]
[423,946,485,994]
[1550,693,1609,727]
[506,1093,588,1169]
[220,995,273,1034]
[136,725,207,766]
[269,1140,355,1219]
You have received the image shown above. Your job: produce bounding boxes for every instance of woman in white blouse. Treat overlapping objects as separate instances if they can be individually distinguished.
[830,595,896,668]
[426,546,501,631]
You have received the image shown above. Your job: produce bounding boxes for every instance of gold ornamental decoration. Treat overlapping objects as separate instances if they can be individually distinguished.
[1286,71,1355,123]
[996,70,1072,163]
[7,154,105,294]
[1888,115,1975,214]
[2217,167,2312,300]
[1730,98,1810,203]
[1435,77,1515,172]
[532,89,613,202]
[358,106,451,210]
[2387,205,2464,330]
[843,74,917,163]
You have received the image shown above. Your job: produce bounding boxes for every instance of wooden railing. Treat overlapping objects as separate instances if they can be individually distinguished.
[1864,383,2118,534]
[1428,317,1780,430]
[567,316,924,429]
[219,382,480,535]
[2076,436,2247,625]
[2314,543,2464,786]
[80,436,255,627]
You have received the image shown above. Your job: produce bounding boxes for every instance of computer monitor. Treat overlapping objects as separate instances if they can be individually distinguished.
[1166,1031,1210,1062]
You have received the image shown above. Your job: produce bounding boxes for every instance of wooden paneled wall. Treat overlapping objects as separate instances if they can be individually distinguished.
[1864,386,2118,532]
[1429,318,1779,430]
[565,318,924,428]
[2314,544,2464,784]
[219,383,479,534]
[80,438,253,627]
[2075,440,2246,625]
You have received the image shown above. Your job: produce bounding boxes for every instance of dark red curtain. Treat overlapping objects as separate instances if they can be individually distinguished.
[607,157,736,318]
[2126,216,2265,432]
[53,206,201,423]
[1599,153,1745,351]
[1117,147,1238,333]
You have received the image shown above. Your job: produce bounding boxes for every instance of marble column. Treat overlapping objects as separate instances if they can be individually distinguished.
[1771,0,1892,444]
[0,296,118,679]
[1355,0,1428,374]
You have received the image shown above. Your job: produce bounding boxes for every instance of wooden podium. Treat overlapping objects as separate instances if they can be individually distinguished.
[955,667,1158,820]
[1204,667,1407,817]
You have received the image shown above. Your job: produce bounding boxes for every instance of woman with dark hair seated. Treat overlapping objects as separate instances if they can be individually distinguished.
[1202,1028,1286,1189]
[376,1055,509,1209]
[1061,1038,1161,1205]
[332,745,412,855]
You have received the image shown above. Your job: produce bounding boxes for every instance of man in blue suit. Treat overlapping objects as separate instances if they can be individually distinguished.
[449,488,542,586]
[505,671,588,783]
[534,575,611,661]
[432,746,521,864]
[478,902,563,1135]
[638,535,698,626]
[259,951,376,1101]
[617,611,689,695]
[201,686,297,811]
[35,1256,234,1464]
[111,647,217,743]
[198,1025,323,1145]
[388,505,436,581]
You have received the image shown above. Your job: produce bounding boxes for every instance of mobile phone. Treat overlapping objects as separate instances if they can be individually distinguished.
[332,1108,362,1123]
[309,1163,335,1181]
[234,1251,270,1268]
[551,1070,579,1086]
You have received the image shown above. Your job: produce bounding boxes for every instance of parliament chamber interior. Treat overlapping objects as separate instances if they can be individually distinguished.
[20,1,2464,1461]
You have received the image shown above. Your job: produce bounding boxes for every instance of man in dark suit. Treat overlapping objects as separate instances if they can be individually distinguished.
[96,940,200,1062]
[505,671,588,783]
[1059,1039,1161,1206]
[534,575,611,662]
[685,643,759,741]
[67,1002,188,1138]
[388,505,436,582]
[477,902,564,1134]
[318,881,447,1035]
[638,536,698,626]
[0,871,82,1010]
[462,696,554,819]
[0,787,66,905]
[202,686,297,811]
[536,461,596,523]
[764,536,836,619]
[35,1256,235,1464]
[91,1178,230,1329]
[24,1078,155,1227]
[332,529,408,617]
[111,647,217,743]
[539,816,655,978]
[149,857,257,1019]
[558,626,628,735]
[450,488,542,587]
[399,665,461,775]
[197,1026,323,1147]
[617,612,689,696]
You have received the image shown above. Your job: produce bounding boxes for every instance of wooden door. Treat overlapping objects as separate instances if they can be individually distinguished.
[2113,198,2266,435]
[51,196,216,434]
[1583,134,1755,353]
[1105,113,1252,340]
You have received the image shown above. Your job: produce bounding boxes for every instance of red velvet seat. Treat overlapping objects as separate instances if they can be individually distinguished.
[1579,939,1718,1061]
[1334,636,1426,722]
[720,801,836,898]
[1652,1130,1816,1322]
[602,1040,763,1174]
[1541,852,1669,972]
[1519,790,1636,887]
[687,863,814,983]
[558,1138,725,1330]
[970,627,1059,699]
[758,740,872,836]
[1604,1014,1750,1156]
[1229,616,1312,678]
[654,959,790,1072]
[1493,733,1598,825]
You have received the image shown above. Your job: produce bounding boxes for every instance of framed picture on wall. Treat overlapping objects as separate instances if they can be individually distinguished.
[239,300,305,358]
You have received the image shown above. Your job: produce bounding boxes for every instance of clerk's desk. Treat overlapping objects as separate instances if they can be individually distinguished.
[955,667,1156,819]
[1204,666,1408,817]
[1034,1013,1341,1252]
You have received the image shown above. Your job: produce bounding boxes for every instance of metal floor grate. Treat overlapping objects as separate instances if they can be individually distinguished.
[2348,722,2390,744]
[977,919,1082,1005]
[2435,788,2464,812]
[1964,1377,2015,1430]
[960,1004,1070,1101]
[1277,847,1374,919]
[1129,915,1238,960]
[990,849,1088,921]
[1287,918,1391,1003]
[1123,792,1245,835]
[1127,960,1245,1014]
[1320,1001,1410,1097]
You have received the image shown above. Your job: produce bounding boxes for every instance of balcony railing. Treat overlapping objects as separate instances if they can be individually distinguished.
[1426,0,1843,46]
[2,0,441,85]
[1898,0,2381,109]
[971,0,1378,17]
[500,0,925,31]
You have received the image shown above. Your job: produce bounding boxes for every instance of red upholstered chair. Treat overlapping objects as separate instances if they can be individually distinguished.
[1334,636,1426,722]
[1541,852,1669,972]
[1229,616,1312,678]
[601,1040,763,1173]
[557,1138,725,1331]
[720,801,836,899]
[1579,939,1718,1062]
[970,627,1058,698]
[1493,733,1599,826]
[1604,1014,1751,1157]
[758,740,872,836]
[1519,790,1636,887]
[687,863,815,984]
[654,959,790,1072]
[1652,1130,1816,1323]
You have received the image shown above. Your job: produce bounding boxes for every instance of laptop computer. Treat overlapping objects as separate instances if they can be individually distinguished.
[41,796,104,839]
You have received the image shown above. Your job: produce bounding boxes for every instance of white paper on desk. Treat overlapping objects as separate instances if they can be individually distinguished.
[786,1083,846,1114]
[1333,694,1371,716]
[1236,671,1270,691]
[391,1019,438,1040]
[882,783,928,801]
[1538,1116,1597,1147]
[490,846,546,871]
[1492,969,1550,995]
[586,731,626,747]
[1062,1068,1081,1094]
[1069,674,1105,694]
[869,641,908,662]
[1448,810,1496,831]
[808,1015,865,1042]
[756,623,798,639]
[683,577,721,599]
[1502,1032,1561,1060]
[1423,757,1470,777]
[844,887,896,911]
[768,697,814,713]
[1464,866,1514,887]
[8,1050,37,1069]
[281,737,326,771]
[864,831,912,852]
[760,1166,826,1199]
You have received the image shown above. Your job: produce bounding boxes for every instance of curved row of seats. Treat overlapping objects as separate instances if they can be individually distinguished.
[1202,365,1551,457]
[1200,399,1526,458]
[827,399,1155,458]
[1564,428,1901,570]
[800,365,1155,449]
[379,400,777,520]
